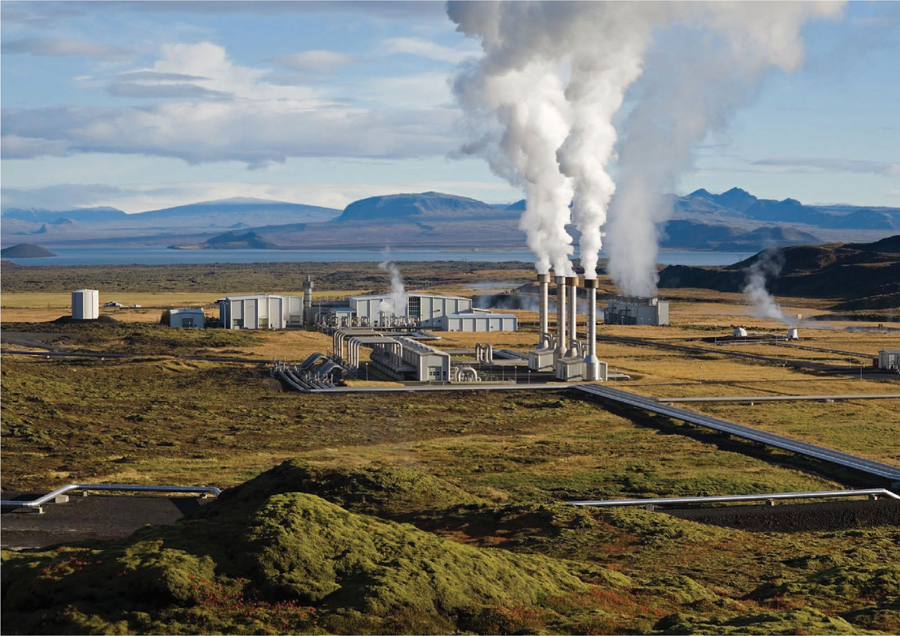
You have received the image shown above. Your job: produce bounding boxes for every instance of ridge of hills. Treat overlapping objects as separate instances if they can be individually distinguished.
[3,189,899,251]
[658,235,900,310]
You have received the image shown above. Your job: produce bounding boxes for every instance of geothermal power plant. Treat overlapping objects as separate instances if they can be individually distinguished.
[528,273,608,381]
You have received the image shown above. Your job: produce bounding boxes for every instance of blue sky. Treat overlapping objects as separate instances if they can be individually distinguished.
[2,1,898,213]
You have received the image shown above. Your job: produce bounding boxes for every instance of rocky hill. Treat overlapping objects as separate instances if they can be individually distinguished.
[0,243,56,258]
[658,236,900,310]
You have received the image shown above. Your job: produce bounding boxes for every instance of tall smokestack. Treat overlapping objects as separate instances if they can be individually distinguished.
[566,275,578,355]
[303,275,313,325]
[555,275,567,359]
[537,273,550,344]
[584,278,600,380]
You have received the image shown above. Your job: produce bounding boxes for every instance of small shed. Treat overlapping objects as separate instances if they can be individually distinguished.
[878,350,900,372]
[170,308,205,328]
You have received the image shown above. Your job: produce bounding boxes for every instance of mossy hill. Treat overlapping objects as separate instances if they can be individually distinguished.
[0,242,56,258]
[658,236,900,310]
[4,462,900,634]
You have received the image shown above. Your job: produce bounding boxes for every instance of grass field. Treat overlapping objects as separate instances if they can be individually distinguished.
[2,261,899,634]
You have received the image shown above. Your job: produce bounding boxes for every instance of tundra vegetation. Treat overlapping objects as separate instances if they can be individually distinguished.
[2,261,899,634]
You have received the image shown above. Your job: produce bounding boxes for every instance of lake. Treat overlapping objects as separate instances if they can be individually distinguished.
[3,247,755,268]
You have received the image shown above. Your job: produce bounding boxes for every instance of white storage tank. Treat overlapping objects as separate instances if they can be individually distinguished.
[72,289,99,320]
[787,328,799,340]
[733,327,748,337]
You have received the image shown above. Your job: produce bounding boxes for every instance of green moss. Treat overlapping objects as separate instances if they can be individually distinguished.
[2,466,616,635]
[655,608,873,635]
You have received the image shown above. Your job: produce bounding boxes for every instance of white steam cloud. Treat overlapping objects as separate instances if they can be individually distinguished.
[378,252,407,317]
[449,1,843,290]
[742,248,794,325]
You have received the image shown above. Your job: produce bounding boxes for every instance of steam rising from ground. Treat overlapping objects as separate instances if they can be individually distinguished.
[378,253,407,317]
[450,1,843,291]
[742,248,794,325]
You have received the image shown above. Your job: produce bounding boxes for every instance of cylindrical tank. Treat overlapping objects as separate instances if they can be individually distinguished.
[787,328,799,340]
[733,327,748,338]
[72,289,99,320]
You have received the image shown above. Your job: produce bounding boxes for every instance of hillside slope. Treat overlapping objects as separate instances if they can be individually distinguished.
[658,236,900,310]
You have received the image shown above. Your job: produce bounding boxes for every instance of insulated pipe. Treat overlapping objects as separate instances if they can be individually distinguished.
[537,273,550,344]
[583,278,600,381]
[555,276,567,359]
[566,276,578,355]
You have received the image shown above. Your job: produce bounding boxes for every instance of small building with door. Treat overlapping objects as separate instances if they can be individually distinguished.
[169,308,205,328]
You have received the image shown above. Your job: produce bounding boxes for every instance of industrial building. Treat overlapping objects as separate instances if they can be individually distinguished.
[169,308,205,328]
[72,289,99,320]
[347,293,472,328]
[218,294,305,330]
[878,350,900,372]
[604,296,669,326]
[321,292,517,332]
[440,312,517,332]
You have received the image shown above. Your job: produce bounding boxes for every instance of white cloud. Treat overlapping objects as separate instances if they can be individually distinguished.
[1,37,132,58]
[2,42,459,167]
[752,157,900,176]
[382,37,476,64]
[268,50,356,74]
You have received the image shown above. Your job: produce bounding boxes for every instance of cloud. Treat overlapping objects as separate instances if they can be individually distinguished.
[1,184,125,212]
[3,41,459,166]
[267,50,356,74]
[382,37,475,63]
[1,37,132,58]
[0,135,72,159]
[752,157,900,176]
[107,81,230,99]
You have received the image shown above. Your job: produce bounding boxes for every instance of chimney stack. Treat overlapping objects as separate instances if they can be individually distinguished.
[566,275,578,355]
[303,275,314,325]
[537,273,550,345]
[583,278,600,380]
[555,275,567,359]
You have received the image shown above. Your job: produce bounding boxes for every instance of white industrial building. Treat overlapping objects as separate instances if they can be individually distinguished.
[338,293,517,332]
[604,296,670,326]
[218,294,305,330]
[878,350,900,372]
[169,308,205,328]
[440,312,517,332]
[348,293,473,328]
[71,289,99,320]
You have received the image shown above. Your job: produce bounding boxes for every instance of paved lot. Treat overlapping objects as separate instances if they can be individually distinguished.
[1,493,206,550]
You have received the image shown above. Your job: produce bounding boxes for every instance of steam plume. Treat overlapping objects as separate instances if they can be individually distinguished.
[604,3,843,296]
[742,247,794,325]
[450,1,843,291]
[378,252,407,317]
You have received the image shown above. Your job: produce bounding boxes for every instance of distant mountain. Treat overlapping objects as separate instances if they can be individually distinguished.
[2,206,127,224]
[1,198,340,232]
[170,230,279,250]
[1,243,56,258]
[336,192,507,223]
[130,197,339,228]
[3,188,898,251]
[658,236,900,310]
